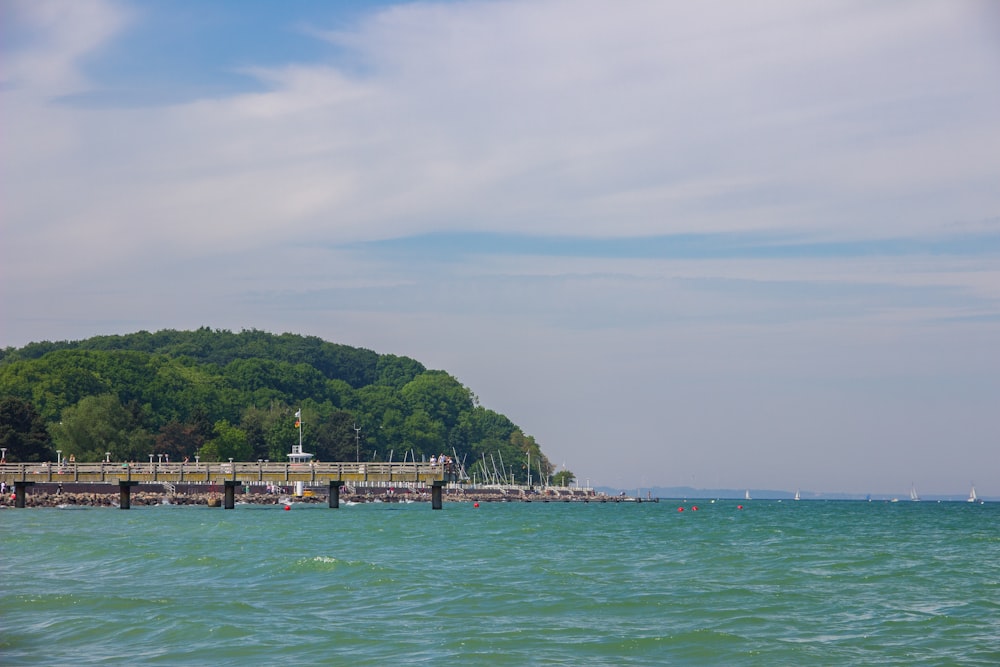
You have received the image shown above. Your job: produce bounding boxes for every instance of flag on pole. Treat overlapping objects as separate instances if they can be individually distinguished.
[295,408,302,428]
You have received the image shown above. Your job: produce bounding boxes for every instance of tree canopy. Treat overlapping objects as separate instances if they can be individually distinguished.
[0,328,558,483]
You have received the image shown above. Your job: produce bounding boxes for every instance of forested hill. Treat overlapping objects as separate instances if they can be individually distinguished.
[0,328,556,483]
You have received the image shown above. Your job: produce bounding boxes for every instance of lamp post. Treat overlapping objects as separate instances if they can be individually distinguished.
[105,452,111,463]
[157,454,164,464]
[195,455,200,464]
[1,447,7,462]
[149,454,154,464]
[354,424,361,463]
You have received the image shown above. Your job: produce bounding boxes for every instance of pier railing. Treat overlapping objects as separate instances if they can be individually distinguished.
[0,461,453,485]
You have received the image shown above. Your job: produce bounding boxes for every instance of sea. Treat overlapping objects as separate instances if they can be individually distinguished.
[2,499,998,666]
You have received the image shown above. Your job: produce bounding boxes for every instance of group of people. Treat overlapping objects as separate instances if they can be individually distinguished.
[429,454,454,471]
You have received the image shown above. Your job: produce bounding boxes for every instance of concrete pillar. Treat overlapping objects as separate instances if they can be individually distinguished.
[431,480,445,510]
[118,481,139,509]
[328,481,345,508]
[223,480,239,509]
[13,481,34,508]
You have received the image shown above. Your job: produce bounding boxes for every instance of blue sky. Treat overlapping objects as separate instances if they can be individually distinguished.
[2,0,999,496]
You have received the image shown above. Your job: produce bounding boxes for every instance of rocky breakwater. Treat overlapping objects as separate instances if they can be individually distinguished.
[0,484,610,507]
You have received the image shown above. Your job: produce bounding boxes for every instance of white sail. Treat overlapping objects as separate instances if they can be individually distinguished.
[968,485,978,503]
[794,489,800,501]
[910,484,919,502]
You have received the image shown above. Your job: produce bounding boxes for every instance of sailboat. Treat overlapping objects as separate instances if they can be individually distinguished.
[968,485,984,504]
[744,489,751,501]
[909,484,919,502]
[794,489,801,501]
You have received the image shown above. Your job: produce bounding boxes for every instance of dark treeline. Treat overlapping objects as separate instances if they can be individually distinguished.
[0,328,567,485]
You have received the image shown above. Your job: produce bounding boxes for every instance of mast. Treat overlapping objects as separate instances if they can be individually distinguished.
[288,408,313,462]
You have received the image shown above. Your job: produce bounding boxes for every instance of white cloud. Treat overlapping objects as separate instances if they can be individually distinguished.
[6,1,997,266]
[1,0,129,95]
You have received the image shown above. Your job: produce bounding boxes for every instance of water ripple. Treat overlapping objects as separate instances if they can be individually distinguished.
[2,502,999,665]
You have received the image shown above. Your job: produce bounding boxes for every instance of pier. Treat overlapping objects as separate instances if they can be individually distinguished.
[1,461,458,509]
[1,460,453,486]
[0,461,620,509]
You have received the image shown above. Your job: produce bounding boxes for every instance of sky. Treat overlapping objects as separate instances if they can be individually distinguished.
[2,0,999,497]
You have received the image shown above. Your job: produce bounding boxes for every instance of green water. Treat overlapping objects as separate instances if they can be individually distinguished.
[2,500,998,665]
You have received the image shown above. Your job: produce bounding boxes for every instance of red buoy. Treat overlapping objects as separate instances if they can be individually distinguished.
[284,505,291,511]
[737,504,743,510]
[473,502,480,508]
[691,506,698,511]
[677,507,684,512]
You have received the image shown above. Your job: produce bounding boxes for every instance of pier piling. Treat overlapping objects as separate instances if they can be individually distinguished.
[118,481,139,509]
[431,480,445,510]
[223,480,239,509]
[13,481,34,508]
[328,480,345,508]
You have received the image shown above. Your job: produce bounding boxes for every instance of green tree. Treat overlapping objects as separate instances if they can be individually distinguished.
[401,371,473,431]
[375,354,426,388]
[0,396,55,462]
[259,405,304,462]
[310,409,359,461]
[199,420,251,462]
[353,384,406,453]
[155,420,206,462]
[124,429,156,464]
[551,469,576,487]
[50,393,137,462]
[0,329,551,469]
[402,409,447,458]
[239,407,269,460]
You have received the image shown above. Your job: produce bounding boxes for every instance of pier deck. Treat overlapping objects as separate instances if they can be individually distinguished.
[0,461,453,486]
